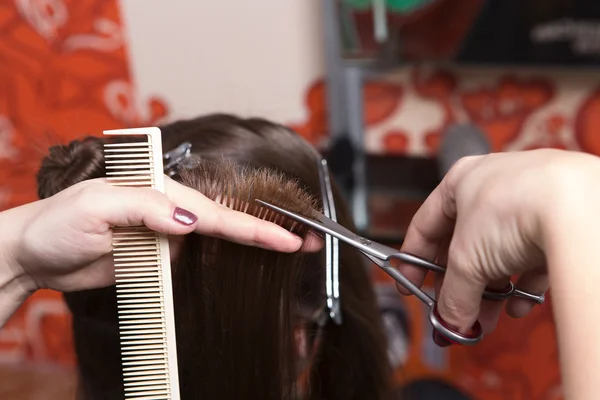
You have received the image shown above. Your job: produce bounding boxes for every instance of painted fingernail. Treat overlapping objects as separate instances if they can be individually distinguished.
[432,330,453,347]
[173,207,198,225]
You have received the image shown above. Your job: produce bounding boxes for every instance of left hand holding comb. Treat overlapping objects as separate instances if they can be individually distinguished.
[0,177,317,325]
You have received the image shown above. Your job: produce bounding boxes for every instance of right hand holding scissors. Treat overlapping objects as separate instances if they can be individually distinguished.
[397,149,600,346]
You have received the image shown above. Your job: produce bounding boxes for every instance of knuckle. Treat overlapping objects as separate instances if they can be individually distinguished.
[138,189,173,214]
[72,182,106,210]
[451,242,485,283]
[440,295,466,317]
[140,189,166,207]
[448,155,479,176]
[439,294,478,326]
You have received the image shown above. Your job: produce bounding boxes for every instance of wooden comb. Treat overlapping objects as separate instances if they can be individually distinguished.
[103,127,180,400]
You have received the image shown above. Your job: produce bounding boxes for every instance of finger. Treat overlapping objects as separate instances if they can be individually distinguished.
[477,279,510,333]
[435,235,451,265]
[434,271,443,298]
[164,177,305,252]
[52,253,116,292]
[397,156,480,296]
[397,184,456,295]
[427,236,449,299]
[83,181,199,236]
[434,255,505,335]
[436,240,487,333]
[301,231,325,253]
[506,269,549,318]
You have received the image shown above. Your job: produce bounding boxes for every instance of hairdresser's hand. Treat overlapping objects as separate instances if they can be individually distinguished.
[397,149,600,340]
[2,177,314,294]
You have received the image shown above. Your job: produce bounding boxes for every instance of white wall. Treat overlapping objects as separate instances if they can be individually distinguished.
[118,0,325,125]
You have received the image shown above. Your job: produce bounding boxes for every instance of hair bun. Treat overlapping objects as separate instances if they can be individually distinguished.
[37,136,106,199]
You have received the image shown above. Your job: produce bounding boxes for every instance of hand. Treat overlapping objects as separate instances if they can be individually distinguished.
[397,149,600,341]
[3,176,316,294]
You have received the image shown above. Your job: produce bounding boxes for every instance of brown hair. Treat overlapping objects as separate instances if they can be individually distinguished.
[36,114,393,399]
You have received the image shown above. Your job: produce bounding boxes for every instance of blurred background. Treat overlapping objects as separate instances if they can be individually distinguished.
[2,0,600,398]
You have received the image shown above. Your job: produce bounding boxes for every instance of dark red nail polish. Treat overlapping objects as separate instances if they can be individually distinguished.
[173,207,197,225]
[432,330,453,347]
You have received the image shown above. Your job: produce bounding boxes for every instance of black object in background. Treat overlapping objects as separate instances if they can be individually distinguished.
[398,378,475,400]
[458,0,600,65]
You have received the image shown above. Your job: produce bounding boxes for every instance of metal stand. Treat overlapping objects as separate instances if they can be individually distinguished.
[321,0,371,232]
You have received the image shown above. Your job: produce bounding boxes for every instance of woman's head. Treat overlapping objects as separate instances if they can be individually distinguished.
[36,114,392,399]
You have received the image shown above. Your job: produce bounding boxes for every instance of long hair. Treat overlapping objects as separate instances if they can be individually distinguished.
[36,114,393,399]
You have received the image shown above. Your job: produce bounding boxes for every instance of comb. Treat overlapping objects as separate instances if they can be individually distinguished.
[103,127,180,400]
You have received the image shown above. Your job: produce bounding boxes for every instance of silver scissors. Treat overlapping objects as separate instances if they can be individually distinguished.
[255,199,545,346]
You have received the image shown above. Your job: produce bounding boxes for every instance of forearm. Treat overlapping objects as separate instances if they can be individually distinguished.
[0,205,36,327]
[542,171,600,400]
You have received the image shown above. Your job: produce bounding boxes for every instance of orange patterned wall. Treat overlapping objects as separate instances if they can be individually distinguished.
[294,67,600,158]
[0,0,168,373]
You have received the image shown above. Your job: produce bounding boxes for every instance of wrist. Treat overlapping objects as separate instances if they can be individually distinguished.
[0,205,38,326]
[536,153,600,399]
[535,151,600,251]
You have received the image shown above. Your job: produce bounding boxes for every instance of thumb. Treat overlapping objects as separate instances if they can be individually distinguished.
[89,183,199,235]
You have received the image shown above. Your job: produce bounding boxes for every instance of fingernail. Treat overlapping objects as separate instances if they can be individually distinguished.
[173,207,197,225]
[432,330,453,347]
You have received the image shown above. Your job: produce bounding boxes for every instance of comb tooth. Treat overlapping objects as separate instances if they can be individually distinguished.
[113,252,160,258]
[106,159,154,164]
[114,241,159,246]
[267,209,275,223]
[104,128,180,400]
[124,390,169,398]
[107,176,154,182]
[104,142,151,147]
[121,337,165,345]
[116,279,164,286]
[118,308,164,319]
[123,365,168,373]
[117,288,162,295]
[121,353,167,361]
[117,290,162,299]
[119,312,164,319]
[118,303,164,309]
[115,270,160,277]
[120,329,165,336]
[106,165,153,170]
[124,383,169,391]
[123,371,167,380]
[106,170,154,176]
[110,181,155,187]
[122,345,166,352]
[104,148,151,153]
[122,359,167,366]
[124,378,168,387]
[113,246,159,252]
[115,268,159,274]
[117,283,161,289]
[105,154,153,159]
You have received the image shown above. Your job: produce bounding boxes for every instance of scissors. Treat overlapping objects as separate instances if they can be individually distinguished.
[255,199,545,346]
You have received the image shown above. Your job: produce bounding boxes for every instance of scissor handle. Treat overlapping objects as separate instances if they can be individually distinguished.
[429,305,483,346]
[392,252,545,305]
[482,281,515,301]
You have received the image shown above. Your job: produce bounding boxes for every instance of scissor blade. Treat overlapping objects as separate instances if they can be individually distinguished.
[255,199,394,260]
